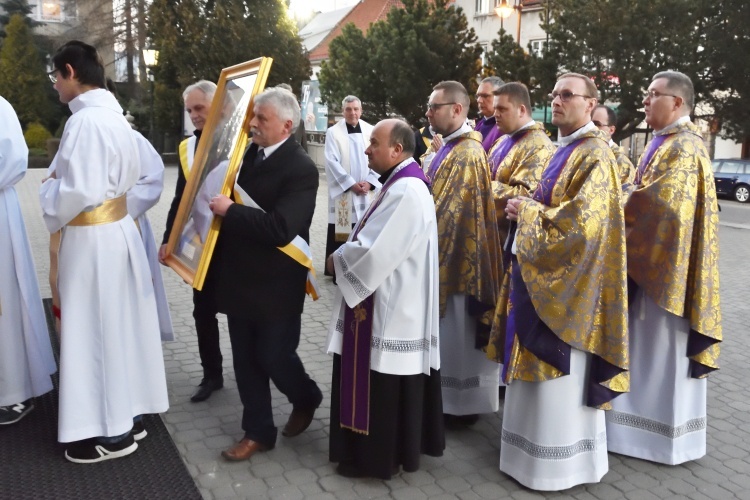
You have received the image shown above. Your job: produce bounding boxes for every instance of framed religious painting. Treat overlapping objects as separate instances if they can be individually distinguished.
[163,57,273,289]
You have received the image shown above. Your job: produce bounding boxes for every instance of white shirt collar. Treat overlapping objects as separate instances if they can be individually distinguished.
[257,136,289,159]
[654,115,690,136]
[558,121,596,147]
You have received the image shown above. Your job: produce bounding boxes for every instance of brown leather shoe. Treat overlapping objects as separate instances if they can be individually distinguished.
[282,407,316,437]
[221,438,269,461]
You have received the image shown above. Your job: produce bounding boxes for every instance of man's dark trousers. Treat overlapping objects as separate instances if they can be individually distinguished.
[227,314,323,447]
[193,282,222,382]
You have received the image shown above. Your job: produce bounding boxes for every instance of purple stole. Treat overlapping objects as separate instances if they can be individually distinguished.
[475,116,502,152]
[635,134,669,185]
[502,137,587,381]
[425,137,462,181]
[340,161,431,434]
[490,129,531,180]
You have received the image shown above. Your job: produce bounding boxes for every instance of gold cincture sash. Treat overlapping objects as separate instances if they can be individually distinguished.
[68,195,128,226]
[233,182,320,300]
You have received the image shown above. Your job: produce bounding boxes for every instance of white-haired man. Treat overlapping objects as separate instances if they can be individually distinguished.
[208,87,323,462]
[324,95,380,275]
[158,80,225,403]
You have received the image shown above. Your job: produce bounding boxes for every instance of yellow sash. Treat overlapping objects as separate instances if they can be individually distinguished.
[232,182,320,301]
[68,196,128,226]
[178,138,191,179]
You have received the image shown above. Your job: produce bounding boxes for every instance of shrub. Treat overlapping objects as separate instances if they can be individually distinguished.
[24,122,52,149]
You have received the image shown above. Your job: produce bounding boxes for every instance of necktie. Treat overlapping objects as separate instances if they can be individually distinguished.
[253,149,265,168]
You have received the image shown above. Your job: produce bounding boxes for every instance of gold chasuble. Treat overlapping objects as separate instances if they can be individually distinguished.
[431,131,502,325]
[625,121,721,376]
[611,143,635,186]
[488,128,629,409]
[488,122,555,245]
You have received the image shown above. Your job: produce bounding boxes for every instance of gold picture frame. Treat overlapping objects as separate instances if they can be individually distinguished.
[164,57,273,289]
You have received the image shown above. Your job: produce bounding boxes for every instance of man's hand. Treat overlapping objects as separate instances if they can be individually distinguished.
[358,181,371,193]
[209,194,234,216]
[158,244,168,265]
[506,197,530,221]
[326,254,335,276]
[350,183,366,195]
[430,134,443,152]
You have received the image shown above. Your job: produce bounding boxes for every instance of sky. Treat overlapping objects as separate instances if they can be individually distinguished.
[287,0,360,19]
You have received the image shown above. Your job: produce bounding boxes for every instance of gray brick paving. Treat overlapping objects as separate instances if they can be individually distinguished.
[15,165,750,499]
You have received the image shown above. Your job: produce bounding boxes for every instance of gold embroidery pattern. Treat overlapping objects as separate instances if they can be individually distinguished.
[489,129,629,402]
[626,122,721,373]
[432,131,502,323]
[611,143,635,187]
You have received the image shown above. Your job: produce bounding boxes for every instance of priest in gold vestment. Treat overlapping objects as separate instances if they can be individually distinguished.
[495,74,629,490]
[487,82,555,247]
[606,71,721,465]
[424,81,502,424]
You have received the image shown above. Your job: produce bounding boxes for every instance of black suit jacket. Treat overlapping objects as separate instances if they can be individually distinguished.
[213,137,319,320]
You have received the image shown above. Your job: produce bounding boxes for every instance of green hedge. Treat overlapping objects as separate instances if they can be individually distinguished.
[24,122,52,149]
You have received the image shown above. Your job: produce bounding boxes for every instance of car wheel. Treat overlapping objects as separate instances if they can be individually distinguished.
[734,184,750,203]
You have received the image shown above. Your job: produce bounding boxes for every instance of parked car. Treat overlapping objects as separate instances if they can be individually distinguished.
[712,158,750,203]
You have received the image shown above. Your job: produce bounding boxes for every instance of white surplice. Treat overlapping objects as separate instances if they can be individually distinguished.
[0,96,56,406]
[324,119,381,224]
[606,289,707,464]
[326,160,440,376]
[500,349,608,491]
[128,131,174,342]
[39,89,168,442]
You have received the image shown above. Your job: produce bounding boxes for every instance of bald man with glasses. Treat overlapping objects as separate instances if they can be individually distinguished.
[497,73,628,490]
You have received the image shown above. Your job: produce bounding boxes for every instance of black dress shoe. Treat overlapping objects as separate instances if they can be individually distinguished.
[190,378,223,402]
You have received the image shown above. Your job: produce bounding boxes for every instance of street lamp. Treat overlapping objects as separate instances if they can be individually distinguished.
[143,49,159,145]
[494,0,522,44]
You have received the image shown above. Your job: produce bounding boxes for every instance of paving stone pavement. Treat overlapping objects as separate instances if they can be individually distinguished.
[15,164,750,499]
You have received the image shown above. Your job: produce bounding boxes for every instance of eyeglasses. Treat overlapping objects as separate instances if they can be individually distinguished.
[48,69,60,84]
[644,90,679,100]
[548,91,594,102]
[427,102,456,111]
[475,93,493,100]
[592,120,610,128]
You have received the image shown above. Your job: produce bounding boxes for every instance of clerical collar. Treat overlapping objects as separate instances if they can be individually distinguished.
[379,157,414,184]
[654,115,690,136]
[480,115,495,124]
[346,122,362,134]
[442,122,473,143]
[509,119,535,136]
[608,138,616,148]
[558,121,596,147]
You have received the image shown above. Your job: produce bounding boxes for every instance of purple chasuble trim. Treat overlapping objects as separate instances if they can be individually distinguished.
[532,137,587,206]
[490,129,531,180]
[635,134,668,185]
[340,161,430,434]
[426,138,461,181]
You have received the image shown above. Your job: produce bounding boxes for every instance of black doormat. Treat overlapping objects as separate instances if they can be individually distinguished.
[0,299,201,500]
